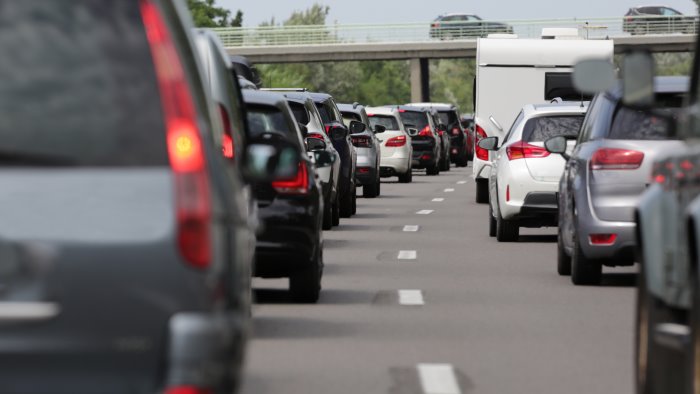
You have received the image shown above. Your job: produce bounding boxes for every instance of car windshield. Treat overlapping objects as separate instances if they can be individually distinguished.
[609,93,685,140]
[246,105,292,138]
[522,115,584,142]
[369,115,400,130]
[399,111,429,130]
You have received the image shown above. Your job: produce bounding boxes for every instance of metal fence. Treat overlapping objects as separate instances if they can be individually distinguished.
[212,16,699,48]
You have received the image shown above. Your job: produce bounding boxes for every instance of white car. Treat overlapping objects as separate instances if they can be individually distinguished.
[366,106,413,183]
[480,102,588,242]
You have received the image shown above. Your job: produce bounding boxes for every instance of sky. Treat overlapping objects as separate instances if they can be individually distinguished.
[219,0,698,27]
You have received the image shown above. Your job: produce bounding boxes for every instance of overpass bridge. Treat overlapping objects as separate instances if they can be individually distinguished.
[212,17,697,101]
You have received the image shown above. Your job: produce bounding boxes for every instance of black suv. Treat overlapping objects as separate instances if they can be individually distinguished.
[623,6,697,35]
[394,106,443,175]
[429,14,513,39]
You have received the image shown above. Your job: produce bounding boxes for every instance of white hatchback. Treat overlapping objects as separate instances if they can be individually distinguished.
[480,102,588,242]
[366,106,413,183]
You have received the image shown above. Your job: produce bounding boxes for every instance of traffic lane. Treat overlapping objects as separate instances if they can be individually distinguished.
[242,166,635,394]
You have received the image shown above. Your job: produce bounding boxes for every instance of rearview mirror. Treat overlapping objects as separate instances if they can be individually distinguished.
[243,141,300,181]
[573,58,615,95]
[374,125,386,134]
[544,136,570,160]
[349,120,366,134]
[313,150,336,167]
[622,51,655,108]
[298,122,308,138]
[305,136,326,152]
[407,128,418,137]
[329,125,348,140]
[477,136,499,151]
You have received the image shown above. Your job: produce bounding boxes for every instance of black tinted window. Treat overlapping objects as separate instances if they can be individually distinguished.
[289,102,309,124]
[0,1,167,166]
[545,73,592,101]
[247,105,291,137]
[523,115,584,142]
[399,111,429,130]
[608,93,684,140]
[368,115,399,130]
[316,104,332,124]
[341,112,361,128]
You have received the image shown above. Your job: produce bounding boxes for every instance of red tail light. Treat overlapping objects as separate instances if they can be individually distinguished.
[385,135,407,147]
[475,124,488,161]
[418,126,432,137]
[589,233,617,245]
[451,127,460,136]
[272,162,309,195]
[165,386,212,394]
[357,167,371,174]
[591,148,644,170]
[506,141,550,161]
[438,130,445,137]
[218,104,234,159]
[351,135,372,148]
[324,125,331,134]
[141,0,210,269]
[307,133,325,140]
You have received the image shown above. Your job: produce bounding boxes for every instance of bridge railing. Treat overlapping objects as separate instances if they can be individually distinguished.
[212,16,699,48]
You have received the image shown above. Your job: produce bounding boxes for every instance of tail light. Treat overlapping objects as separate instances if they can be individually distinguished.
[431,23,440,28]
[475,124,488,161]
[218,104,234,159]
[165,386,212,394]
[506,141,550,161]
[357,167,371,174]
[451,127,460,136]
[324,124,331,134]
[272,162,309,195]
[141,0,211,269]
[590,148,644,170]
[351,135,372,148]
[307,133,325,141]
[386,135,406,147]
[418,126,432,137]
[589,234,617,245]
[438,130,445,137]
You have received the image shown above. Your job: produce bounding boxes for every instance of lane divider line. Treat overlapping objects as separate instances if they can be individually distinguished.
[416,210,434,215]
[417,363,461,394]
[457,181,467,184]
[397,250,417,260]
[398,290,424,306]
[403,225,420,232]
[432,198,445,202]
[444,188,455,192]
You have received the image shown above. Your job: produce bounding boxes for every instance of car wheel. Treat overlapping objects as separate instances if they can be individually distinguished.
[459,155,469,167]
[496,208,519,242]
[557,229,571,275]
[332,194,340,226]
[441,155,450,171]
[488,204,496,237]
[398,167,412,183]
[289,248,322,303]
[426,162,439,176]
[475,179,489,204]
[351,184,357,215]
[339,188,353,218]
[322,195,332,230]
[570,225,602,285]
[363,179,379,198]
[377,178,381,196]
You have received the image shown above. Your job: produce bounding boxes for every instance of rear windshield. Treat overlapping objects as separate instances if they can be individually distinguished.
[288,102,310,124]
[399,111,429,130]
[247,105,292,138]
[438,111,460,128]
[522,115,584,142]
[0,1,168,167]
[369,115,400,130]
[545,73,592,101]
[608,93,685,140]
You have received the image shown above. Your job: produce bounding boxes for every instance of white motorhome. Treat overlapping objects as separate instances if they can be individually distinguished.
[472,34,613,203]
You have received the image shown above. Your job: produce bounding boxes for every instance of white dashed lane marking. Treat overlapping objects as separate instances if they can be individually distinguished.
[457,180,467,184]
[397,250,417,260]
[417,363,461,394]
[398,290,425,306]
[403,225,420,232]
[416,210,434,215]
[432,198,444,202]
[444,188,455,192]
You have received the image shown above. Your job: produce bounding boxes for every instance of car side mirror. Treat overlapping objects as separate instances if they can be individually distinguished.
[242,140,300,182]
[305,136,326,152]
[477,136,499,151]
[313,150,336,167]
[407,128,418,137]
[349,120,366,134]
[298,122,309,138]
[329,125,348,140]
[544,136,570,160]
[374,125,386,134]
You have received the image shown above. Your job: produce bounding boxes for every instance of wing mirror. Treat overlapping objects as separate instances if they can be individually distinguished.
[313,150,336,167]
[305,136,326,152]
[407,128,418,137]
[349,120,367,134]
[477,136,499,151]
[328,124,348,140]
[242,139,300,182]
[544,136,570,161]
[374,125,386,134]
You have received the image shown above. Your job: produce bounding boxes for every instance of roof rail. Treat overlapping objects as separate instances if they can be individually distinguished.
[260,88,308,92]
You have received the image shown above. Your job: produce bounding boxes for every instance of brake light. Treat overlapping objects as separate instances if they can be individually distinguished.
[141,0,210,269]
[506,141,550,161]
[438,130,445,137]
[357,167,371,174]
[589,234,617,245]
[590,148,644,170]
[218,104,234,159]
[324,125,331,134]
[307,133,325,140]
[351,135,372,148]
[418,126,432,137]
[165,386,213,394]
[475,124,488,161]
[272,162,309,195]
[386,135,407,147]
[451,127,460,136]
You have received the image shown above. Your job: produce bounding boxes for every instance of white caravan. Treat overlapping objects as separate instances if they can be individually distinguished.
[472,34,613,203]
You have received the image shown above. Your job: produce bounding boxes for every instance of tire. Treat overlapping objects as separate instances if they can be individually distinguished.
[377,179,381,196]
[363,179,379,198]
[496,208,519,242]
[351,184,357,215]
[289,248,322,303]
[339,187,353,218]
[488,204,496,237]
[570,223,602,285]
[322,195,332,230]
[332,195,340,226]
[440,154,450,171]
[557,229,572,275]
[475,179,489,204]
[426,162,440,176]
[458,155,469,167]
[398,167,413,183]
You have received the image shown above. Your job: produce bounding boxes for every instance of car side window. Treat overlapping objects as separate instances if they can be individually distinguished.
[577,95,600,144]
[330,99,343,123]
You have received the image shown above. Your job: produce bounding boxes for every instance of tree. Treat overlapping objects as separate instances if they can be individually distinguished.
[693,0,700,13]
[187,0,243,28]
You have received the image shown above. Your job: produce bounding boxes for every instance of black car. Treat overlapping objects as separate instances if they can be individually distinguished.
[309,92,358,217]
[623,5,698,35]
[230,55,262,88]
[409,103,469,167]
[460,114,475,160]
[242,90,325,303]
[429,14,514,39]
[394,105,443,175]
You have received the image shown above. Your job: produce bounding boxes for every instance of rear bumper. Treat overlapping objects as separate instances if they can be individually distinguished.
[578,218,636,266]
[516,192,558,227]
[411,150,438,168]
[355,166,378,186]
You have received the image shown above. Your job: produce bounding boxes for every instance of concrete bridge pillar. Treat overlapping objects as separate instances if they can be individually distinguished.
[410,58,430,103]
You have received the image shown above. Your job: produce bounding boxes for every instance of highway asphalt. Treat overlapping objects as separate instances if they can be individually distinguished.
[241,164,636,394]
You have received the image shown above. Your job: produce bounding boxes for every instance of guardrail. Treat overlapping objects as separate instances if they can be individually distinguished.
[212,16,699,48]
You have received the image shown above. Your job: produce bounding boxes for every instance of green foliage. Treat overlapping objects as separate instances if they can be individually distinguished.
[430,59,476,113]
[285,4,329,26]
[187,0,242,28]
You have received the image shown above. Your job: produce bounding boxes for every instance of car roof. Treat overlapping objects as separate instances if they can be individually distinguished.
[521,102,589,118]
[365,106,399,117]
[436,13,479,18]
[241,89,288,107]
[337,103,366,114]
[390,104,433,113]
[306,92,333,102]
[406,102,458,111]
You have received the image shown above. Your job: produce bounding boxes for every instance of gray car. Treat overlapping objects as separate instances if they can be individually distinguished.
[552,76,688,285]
[339,103,383,198]
[0,1,293,392]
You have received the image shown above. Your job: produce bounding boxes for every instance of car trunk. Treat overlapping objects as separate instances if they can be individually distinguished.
[522,113,584,182]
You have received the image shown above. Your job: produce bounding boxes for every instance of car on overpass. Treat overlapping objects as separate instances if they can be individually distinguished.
[429,14,514,39]
[623,5,698,35]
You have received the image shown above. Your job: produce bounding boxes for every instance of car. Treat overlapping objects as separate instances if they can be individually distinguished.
[277,90,342,229]
[339,103,383,198]
[366,106,414,183]
[551,76,688,285]
[429,13,514,40]
[623,5,698,35]
[460,113,475,160]
[479,102,588,242]
[394,105,443,175]
[230,55,262,88]
[242,90,326,303]
[405,104,452,172]
[0,1,296,392]
[409,102,470,167]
